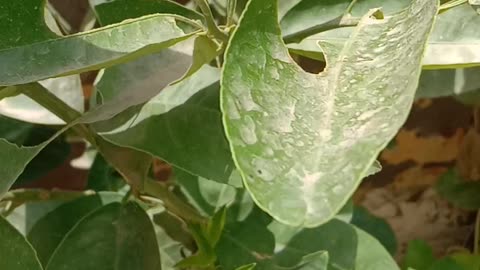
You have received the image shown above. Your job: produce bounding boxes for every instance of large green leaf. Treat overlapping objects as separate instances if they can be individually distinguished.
[27,193,122,266]
[96,65,235,184]
[283,1,480,68]
[221,0,438,226]
[0,0,199,86]
[416,67,480,99]
[0,216,43,270]
[46,202,161,270]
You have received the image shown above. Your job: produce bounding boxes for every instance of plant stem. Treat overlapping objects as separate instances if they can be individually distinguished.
[20,83,97,145]
[439,0,467,12]
[194,0,228,43]
[226,0,237,26]
[283,15,361,44]
[144,179,207,224]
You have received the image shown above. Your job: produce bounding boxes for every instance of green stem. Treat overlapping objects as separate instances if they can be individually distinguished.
[2,189,95,214]
[283,15,361,44]
[194,0,228,42]
[439,0,467,12]
[144,179,207,224]
[226,0,237,26]
[20,83,97,145]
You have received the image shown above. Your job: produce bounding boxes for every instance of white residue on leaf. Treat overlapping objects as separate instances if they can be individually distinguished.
[239,116,257,145]
[238,87,262,112]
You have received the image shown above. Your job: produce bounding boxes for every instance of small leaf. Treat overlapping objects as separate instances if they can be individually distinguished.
[153,211,196,251]
[221,0,438,226]
[27,193,122,266]
[436,169,480,209]
[175,168,237,216]
[46,202,161,270]
[176,223,216,268]
[403,240,435,270]
[351,206,397,256]
[0,216,43,270]
[0,0,198,85]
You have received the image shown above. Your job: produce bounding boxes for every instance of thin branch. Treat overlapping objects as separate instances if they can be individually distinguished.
[143,179,207,224]
[283,15,361,44]
[194,0,228,42]
[226,0,237,26]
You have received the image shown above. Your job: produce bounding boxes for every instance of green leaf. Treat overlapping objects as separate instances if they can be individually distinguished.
[0,116,70,186]
[436,169,480,209]
[221,0,438,226]
[89,0,204,26]
[176,223,216,268]
[416,67,480,99]
[95,137,152,191]
[87,154,126,191]
[0,216,43,270]
[0,139,52,197]
[0,0,198,86]
[351,206,397,256]
[175,168,237,216]
[27,193,122,266]
[46,202,161,270]
[6,201,65,235]
[283,1,480,68]
[97,65,234,184]
[427,258,464,270]
[153,211,196,251]
[470,0,480,13]
[0,76,83,124]
[216,208,398,270]
[451,252,480,270]
[403,240,435,270]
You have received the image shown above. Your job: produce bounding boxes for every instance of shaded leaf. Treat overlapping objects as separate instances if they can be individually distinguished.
[427,258,464,270]
[217,207,398,270]
[90,0,204,26]
[46,202,161,270]
[153,211,196,251]
[27,193,122,266]
[416,67,480,99]
[436,169,480,209]
[0,216,42,270]
[175,168,237,216]
[0,0,198,85]
[221,0,438,226]
[451,252,480,270]
[403,240,435,270]
[97,65,235,184]
[351,206,397,256]
[87,154,126,191]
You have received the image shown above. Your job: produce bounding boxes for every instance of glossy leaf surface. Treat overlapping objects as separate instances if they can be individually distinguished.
[221,0,438,226]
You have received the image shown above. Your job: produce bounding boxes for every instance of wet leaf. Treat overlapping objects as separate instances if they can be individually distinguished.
[221,0,438,226]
